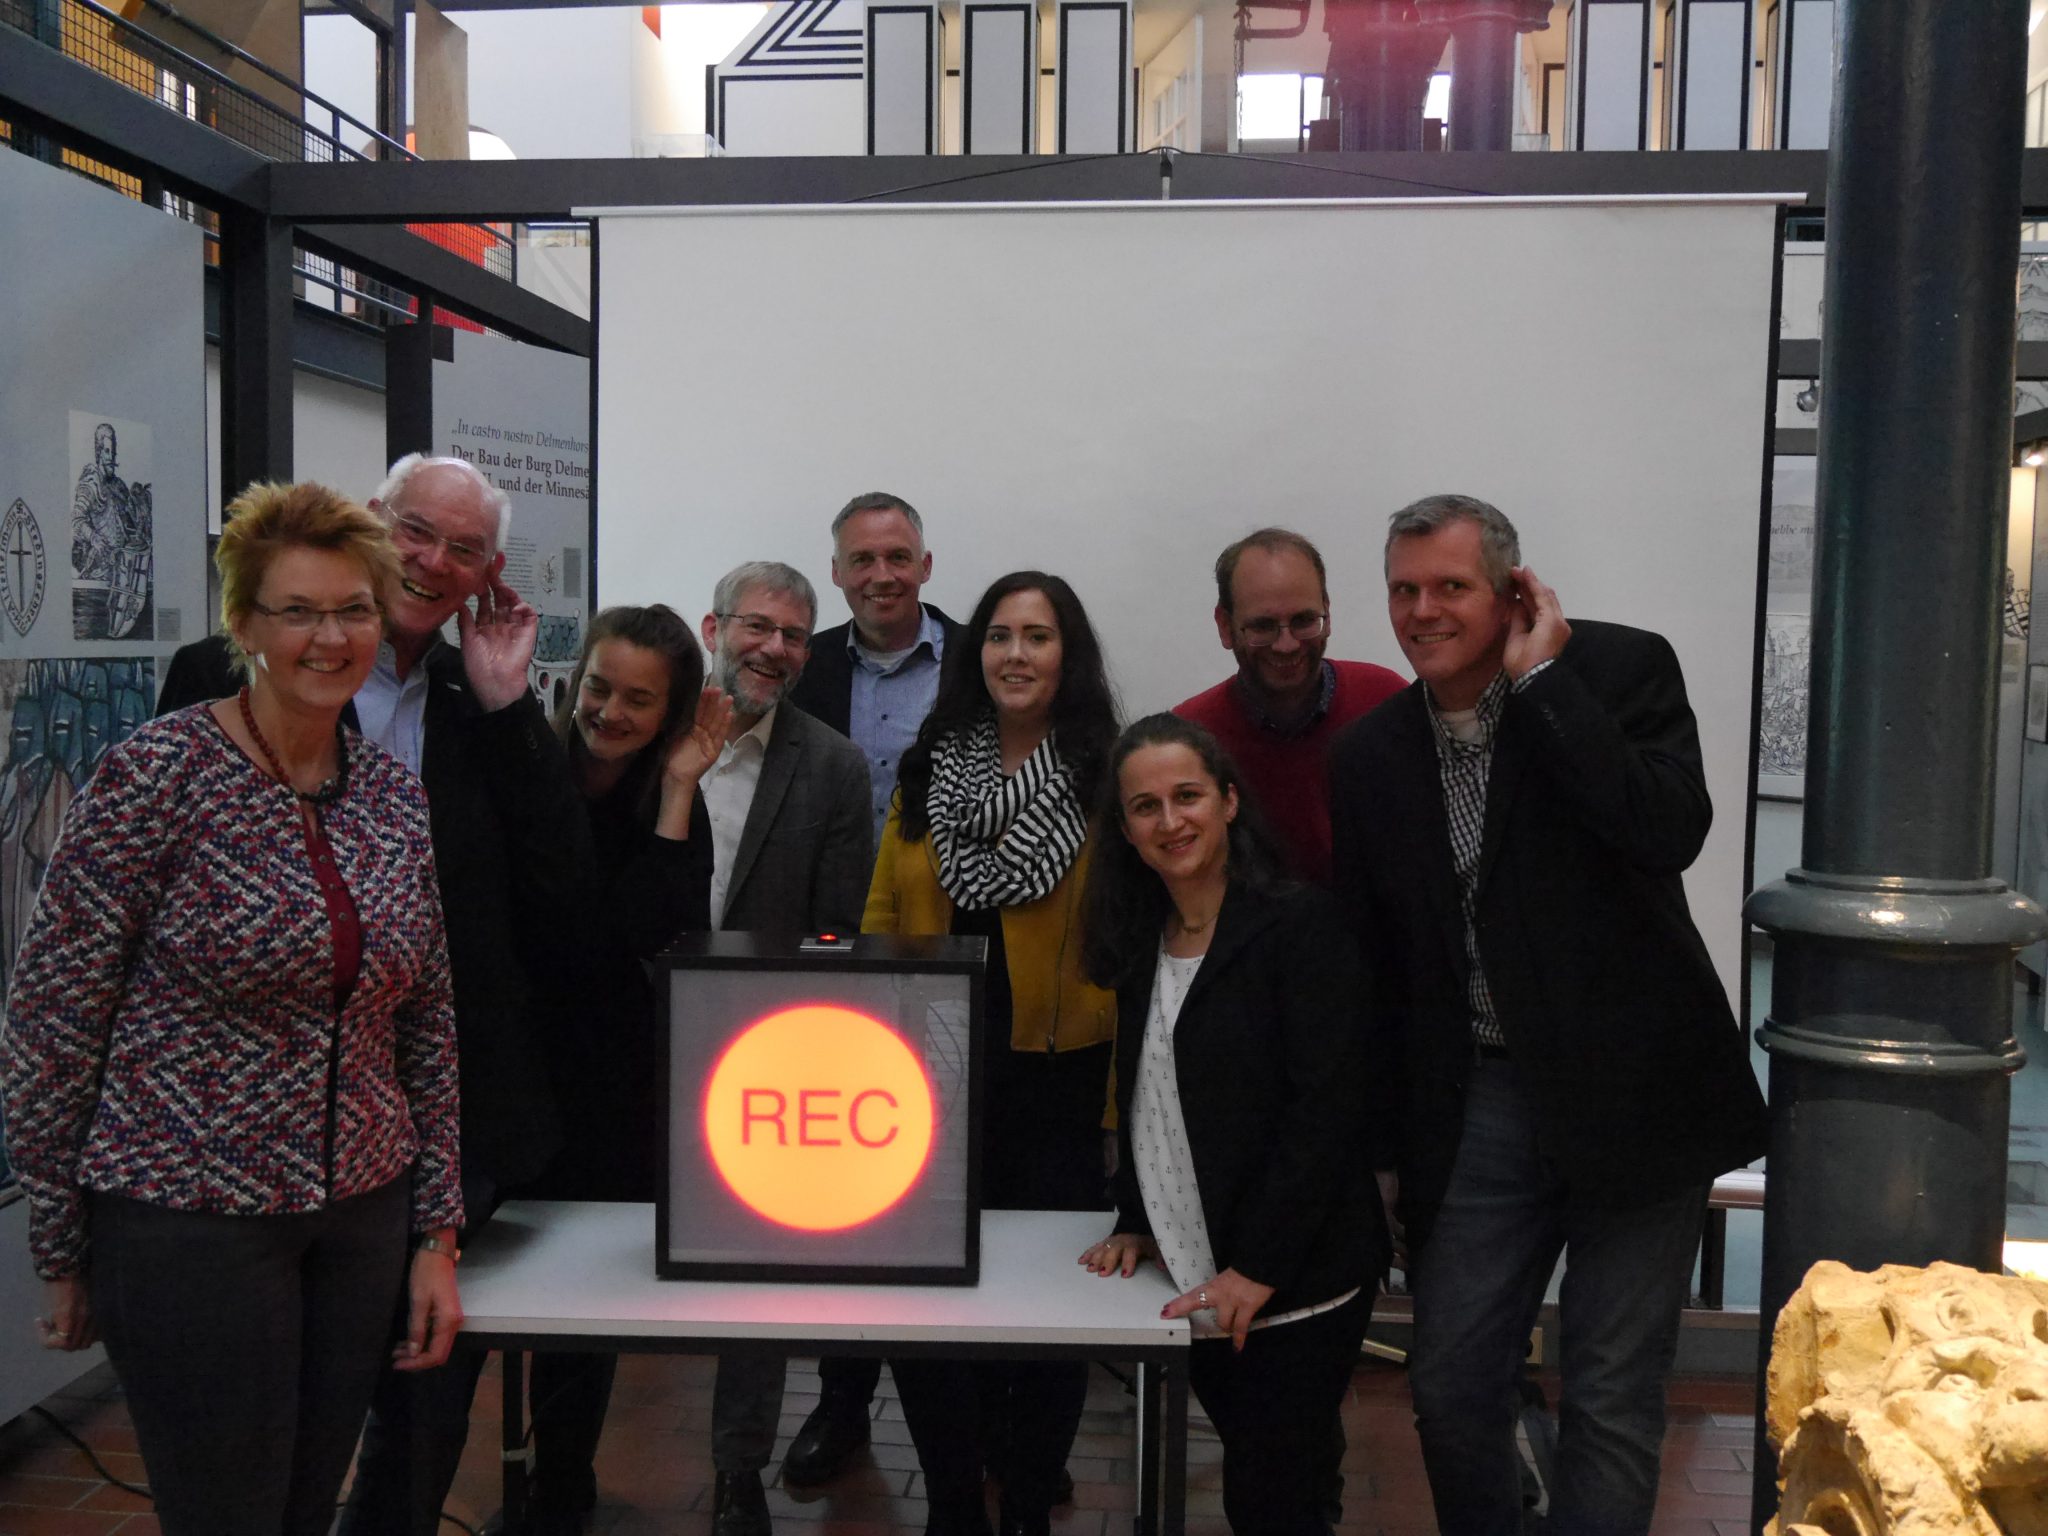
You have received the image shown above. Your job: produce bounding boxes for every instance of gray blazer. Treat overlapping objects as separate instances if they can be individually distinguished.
[719,703,874,935]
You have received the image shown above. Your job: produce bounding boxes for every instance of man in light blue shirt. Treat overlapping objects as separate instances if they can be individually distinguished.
[789,492,962,842]
[781,492,963,1489]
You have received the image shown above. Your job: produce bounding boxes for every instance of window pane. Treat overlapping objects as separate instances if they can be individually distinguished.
[1424,70,1451,121]
[1238,73,1305,139]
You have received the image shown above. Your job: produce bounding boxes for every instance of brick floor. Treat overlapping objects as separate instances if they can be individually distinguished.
[0,1355,1761,1535]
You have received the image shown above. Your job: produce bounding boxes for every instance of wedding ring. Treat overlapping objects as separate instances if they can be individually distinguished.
[1197,1289,1209,1306]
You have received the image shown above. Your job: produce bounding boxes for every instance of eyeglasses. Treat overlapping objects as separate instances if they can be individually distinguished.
[389,511,490,570]
[252,601,383,633]
[718,612,812,652]
[1236,612,1329,648]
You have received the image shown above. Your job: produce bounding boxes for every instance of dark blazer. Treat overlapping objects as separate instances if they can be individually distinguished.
[1329,619,1767,1254]
[537,782,713,1202]
[786,604,965,741]
[156,632,594,1193]
[717,702,874,934]
[1109,881,1389,1317]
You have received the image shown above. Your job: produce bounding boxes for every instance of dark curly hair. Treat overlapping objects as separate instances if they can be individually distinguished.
[1080,713,1287,990]
[894,571,1119,844]
[553,603,706,822]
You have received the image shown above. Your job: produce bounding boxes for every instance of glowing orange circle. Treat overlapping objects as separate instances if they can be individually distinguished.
[702,1004,936,1232]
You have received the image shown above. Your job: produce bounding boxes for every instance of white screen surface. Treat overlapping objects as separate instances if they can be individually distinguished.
[591,196,1782,1004]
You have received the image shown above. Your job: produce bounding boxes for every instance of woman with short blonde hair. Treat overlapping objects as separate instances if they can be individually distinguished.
[0,478,463,1536]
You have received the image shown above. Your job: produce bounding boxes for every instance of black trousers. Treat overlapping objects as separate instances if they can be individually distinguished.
[817,1353,883,1411]
[525,1350,620,1513]
[89,1178,411,1536]
[1186,1293,1371,1536]
[891,1041,1112,1532]
[892,1353,1091,1527]
[336,1174,499,1536]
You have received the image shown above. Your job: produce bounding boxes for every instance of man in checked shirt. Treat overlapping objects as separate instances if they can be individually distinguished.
[1329,494,1765,1536]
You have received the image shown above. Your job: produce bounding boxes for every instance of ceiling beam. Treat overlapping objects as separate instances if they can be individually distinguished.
[268,146,2048,225]
[270,153,1170,222]
[296,221,589,354]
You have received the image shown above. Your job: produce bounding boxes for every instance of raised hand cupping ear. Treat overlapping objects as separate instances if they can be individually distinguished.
[457,572,540,712]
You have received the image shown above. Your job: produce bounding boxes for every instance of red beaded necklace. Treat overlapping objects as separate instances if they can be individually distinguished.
[237,687,346,805]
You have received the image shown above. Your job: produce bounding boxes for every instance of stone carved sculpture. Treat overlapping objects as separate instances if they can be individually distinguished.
[1766,1259,2048,1535]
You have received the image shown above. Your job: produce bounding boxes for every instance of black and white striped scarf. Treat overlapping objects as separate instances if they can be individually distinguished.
[927,713,1087,910]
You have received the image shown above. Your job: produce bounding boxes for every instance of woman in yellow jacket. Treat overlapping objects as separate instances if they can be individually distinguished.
[867,570,1119,1536]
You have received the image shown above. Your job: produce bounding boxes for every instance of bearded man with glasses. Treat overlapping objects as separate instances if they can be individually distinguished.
[1174,528,1405,889]
[157,454,594,1536]
[693,559,874,1536]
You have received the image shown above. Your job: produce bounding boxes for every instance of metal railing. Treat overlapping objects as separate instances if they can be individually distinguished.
[121,0,410,163]
[1,0,391,163]
[1,0,518,301]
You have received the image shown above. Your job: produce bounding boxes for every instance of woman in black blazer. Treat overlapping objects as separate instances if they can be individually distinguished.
[1078,714,1387,1536]
[524,604,728,1534]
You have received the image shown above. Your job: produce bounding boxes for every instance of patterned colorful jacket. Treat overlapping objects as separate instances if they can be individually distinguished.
[0,706,462,1278]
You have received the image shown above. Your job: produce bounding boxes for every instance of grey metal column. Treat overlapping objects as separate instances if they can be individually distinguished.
[1321,0,1444,152]
[1416,0,1548,151]
[1743,0,2037,1526]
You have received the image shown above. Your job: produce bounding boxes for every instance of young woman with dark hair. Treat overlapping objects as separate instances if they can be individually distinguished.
[891,570,1119,843]
[867,571,1120,1536]
[519,603,731,1535]
[1078,713,1389,1536]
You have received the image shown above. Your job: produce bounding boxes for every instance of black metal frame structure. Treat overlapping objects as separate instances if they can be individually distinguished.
[15,0,2048,472]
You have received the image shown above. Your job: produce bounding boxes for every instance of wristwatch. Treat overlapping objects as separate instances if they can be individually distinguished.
[417,1235,462,1263]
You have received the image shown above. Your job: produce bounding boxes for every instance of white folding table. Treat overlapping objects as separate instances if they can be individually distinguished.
[456,1201,1193,1534]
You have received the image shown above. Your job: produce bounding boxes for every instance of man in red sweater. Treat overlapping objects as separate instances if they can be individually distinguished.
[1175,528,1405,886]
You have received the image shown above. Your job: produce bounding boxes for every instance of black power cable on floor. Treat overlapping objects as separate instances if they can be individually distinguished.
[31,1402,485,1535]
[29,1405,151,1500]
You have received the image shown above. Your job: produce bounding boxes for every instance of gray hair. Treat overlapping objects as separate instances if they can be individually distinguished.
[374,453,512,553]
[713,560,818,629]
[830,491,924,545]
[1384,494,1521,594]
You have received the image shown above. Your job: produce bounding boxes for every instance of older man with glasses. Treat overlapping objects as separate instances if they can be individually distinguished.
[157,454,594,1536]
[1174,528,1405,889]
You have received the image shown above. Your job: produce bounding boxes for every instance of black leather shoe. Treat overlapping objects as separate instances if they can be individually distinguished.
[780,1398,872,1486]
[713,1470,772,1536]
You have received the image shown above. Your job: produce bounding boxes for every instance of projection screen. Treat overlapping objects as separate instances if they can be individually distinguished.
[589,196,1784,1002]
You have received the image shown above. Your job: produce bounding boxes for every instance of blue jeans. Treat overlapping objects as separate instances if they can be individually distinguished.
[1409,1058,1707,1536]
